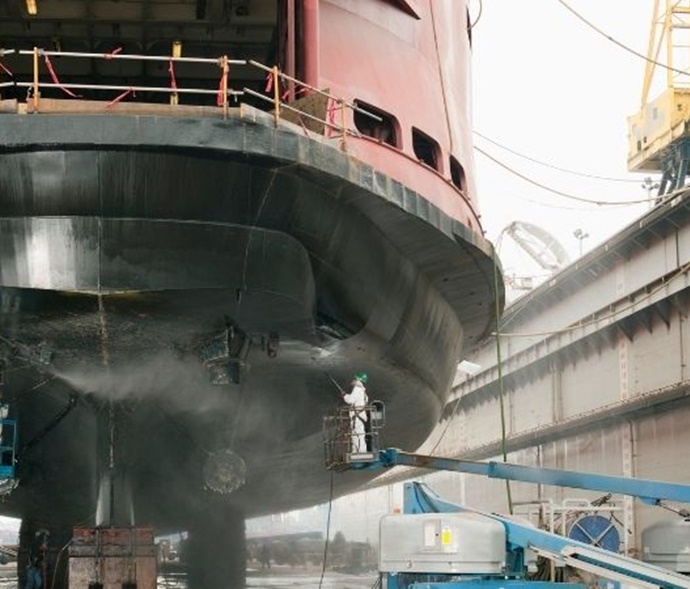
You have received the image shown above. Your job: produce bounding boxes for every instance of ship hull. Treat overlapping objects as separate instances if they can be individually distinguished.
[0,1,504,587]
[0,108,499,526]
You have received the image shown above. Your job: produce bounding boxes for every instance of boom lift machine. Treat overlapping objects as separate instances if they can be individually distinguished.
[324,404,690,589]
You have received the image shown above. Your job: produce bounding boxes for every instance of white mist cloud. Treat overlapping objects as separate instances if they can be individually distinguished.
[55,349,236,414]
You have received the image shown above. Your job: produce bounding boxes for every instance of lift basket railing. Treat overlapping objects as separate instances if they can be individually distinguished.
[323,402,385,471]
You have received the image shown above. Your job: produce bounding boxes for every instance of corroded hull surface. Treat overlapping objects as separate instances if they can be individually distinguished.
[0,110,500,527]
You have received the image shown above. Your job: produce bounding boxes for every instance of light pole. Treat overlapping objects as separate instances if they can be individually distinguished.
[573,228,589,257]
[641,176,660,208]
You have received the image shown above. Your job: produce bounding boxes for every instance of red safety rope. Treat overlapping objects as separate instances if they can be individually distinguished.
[216,67,228,107]
[104,47,123,59]
[107,88,135,108]
[297,116,311,137]
[44,55,81,98]
[281,84,307,102]
[168,58,178,92]
[0,61,13,78]
[325,96,338,136]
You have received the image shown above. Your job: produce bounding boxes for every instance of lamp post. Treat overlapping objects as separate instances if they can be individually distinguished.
[642,176,660,208]
[573,228,589,258]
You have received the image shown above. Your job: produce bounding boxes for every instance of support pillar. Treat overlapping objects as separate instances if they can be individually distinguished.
[302,0,320,90]
[186,504,246,589]
[616,261,635,555]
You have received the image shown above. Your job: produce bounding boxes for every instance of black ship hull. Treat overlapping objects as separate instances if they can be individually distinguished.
[0,109,499,529]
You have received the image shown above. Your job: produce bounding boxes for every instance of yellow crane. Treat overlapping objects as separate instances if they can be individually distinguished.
[628,0,690,195]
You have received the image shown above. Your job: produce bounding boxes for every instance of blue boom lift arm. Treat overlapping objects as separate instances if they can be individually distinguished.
[369,448,690,506]
[324,407,690,589]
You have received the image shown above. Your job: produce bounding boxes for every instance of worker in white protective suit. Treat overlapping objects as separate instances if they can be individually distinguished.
[341,372,369,453]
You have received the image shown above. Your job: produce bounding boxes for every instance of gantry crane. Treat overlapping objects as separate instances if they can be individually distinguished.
[628,0,690,195]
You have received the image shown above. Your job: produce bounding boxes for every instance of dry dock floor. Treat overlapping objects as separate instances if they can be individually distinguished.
[0,564,377,589]
[246,567,377,588]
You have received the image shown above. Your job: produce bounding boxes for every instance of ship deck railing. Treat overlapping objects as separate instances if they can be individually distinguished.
[0,47,381,151]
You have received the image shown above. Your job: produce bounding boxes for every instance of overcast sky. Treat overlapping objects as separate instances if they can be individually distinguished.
[470,0,658,291]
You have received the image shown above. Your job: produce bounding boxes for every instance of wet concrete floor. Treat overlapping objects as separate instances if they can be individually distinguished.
[156,566,378,589]
[246,568,378,589]
[155,566,378,589]
[1,565,378,589]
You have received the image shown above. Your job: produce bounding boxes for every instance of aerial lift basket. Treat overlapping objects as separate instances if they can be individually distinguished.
[323,401,385,470]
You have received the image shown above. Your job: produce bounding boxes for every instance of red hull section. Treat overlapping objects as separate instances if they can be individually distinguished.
[319,0,479,229]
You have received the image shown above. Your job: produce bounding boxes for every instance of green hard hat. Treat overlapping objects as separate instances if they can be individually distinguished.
[354,372,368,384]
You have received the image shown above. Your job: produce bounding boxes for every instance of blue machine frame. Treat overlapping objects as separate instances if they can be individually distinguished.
[0,419,17,480]
[333,447,690,589]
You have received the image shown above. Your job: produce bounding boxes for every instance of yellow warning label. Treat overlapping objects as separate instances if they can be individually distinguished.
[441,528,452,546]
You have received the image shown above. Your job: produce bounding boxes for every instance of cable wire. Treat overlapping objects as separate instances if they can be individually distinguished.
[430,1,455,153]
[12,376,55,404]
[318,469,335,589]
[556,0,690,80]
[493,252,513,515]
[475,145,655,206]
[428,254,515,513]
[446,250,690,434]
[468,0,484,31]
[496,258,690,339]
[496,187,690,333]
[427,393,461,456]
[474,130,642,183]
[428,249,510,462]
[50,539,73,589]
[514,194,628,212]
